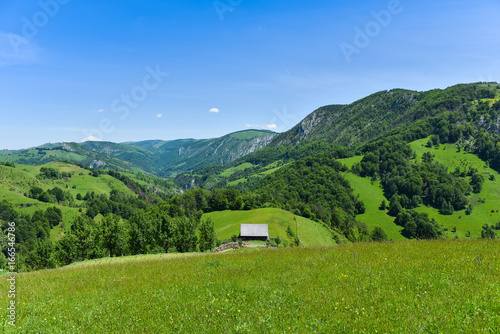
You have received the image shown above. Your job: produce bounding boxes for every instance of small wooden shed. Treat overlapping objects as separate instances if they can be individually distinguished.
[239,224,269,241]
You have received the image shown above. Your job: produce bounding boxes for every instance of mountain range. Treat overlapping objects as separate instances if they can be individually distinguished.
[3,81,500,273]
[1,82,499,178]
[0,130,277,177]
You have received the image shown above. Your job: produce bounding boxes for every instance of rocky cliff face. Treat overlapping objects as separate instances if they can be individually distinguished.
[270,89,420,147]
[269,104,345,146]
[157,132,278,175]
[227,134,278,161]
[89,160,106,169]
[128,130,279,176]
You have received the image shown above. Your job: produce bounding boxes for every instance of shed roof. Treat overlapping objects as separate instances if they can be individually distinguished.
[240,224,269,237]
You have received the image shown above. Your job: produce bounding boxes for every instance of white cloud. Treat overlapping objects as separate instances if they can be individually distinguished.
[245,123,278,130]
[156,114,163,118]
[264,124,278,130]
[209,108,220,113]
[92,109,104,113]
[81,136,102,142]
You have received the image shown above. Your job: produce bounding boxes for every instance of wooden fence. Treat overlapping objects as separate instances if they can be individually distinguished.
[212,242,247,253]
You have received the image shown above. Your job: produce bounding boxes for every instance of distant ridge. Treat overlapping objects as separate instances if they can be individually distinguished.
[0,129,277,177]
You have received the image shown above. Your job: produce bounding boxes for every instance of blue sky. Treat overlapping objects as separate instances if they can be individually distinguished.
[0,0,499,149]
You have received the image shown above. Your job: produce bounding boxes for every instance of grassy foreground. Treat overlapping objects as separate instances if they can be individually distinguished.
[1,239,500,333]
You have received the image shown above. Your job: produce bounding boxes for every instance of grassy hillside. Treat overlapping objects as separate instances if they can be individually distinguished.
[2,240,499,333]
[342,173,404,241]
[335,136,500,239]
[0,147,87,165]
[410,137,500,238]
[204,134,500,241]
[229,130,275,140]
[0,162,132,198]
[224,161,288,188]
[203,208,340,246]
[0,143,151,174]
[219,163,254,178]
[0,162,152,240]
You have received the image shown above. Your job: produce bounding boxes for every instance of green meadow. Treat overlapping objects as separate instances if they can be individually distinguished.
[203,208,339,246]
[339,155,363,169]
[226,161,288,187]
[342,173,404,241]
[227,178,248,187]
[0,162,133,205]
[0,162,137,240]
[1,239,499,333]
[410,138,500,238]
[220,163,254,177]
[0,150,87,164]
[337,137,500,240]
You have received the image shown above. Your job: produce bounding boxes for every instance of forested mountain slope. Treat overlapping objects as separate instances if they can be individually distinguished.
[174,83,500,190]
[270,83,498,147]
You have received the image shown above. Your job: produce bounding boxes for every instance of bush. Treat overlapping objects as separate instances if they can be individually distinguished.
[471,173,484,194]
[29,186,44,199]
[439,200,454,215]
[399,210,443,239]
[481,224,496,239]
[370,227,388,242]
[38,192,54,203]
[430,135,440,147]
[0,161,15,168]
[39,167,62,179]
[274,236,281,246]
[388,195,402,217]
[0,252,7,270]
[293,235,300,246]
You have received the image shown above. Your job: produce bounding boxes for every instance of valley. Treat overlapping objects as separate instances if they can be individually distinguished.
[1,82,500,331]
[0,130,277,178]
[4,1,500,331]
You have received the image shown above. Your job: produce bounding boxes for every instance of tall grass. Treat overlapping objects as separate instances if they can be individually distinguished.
[1,239,499,333]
